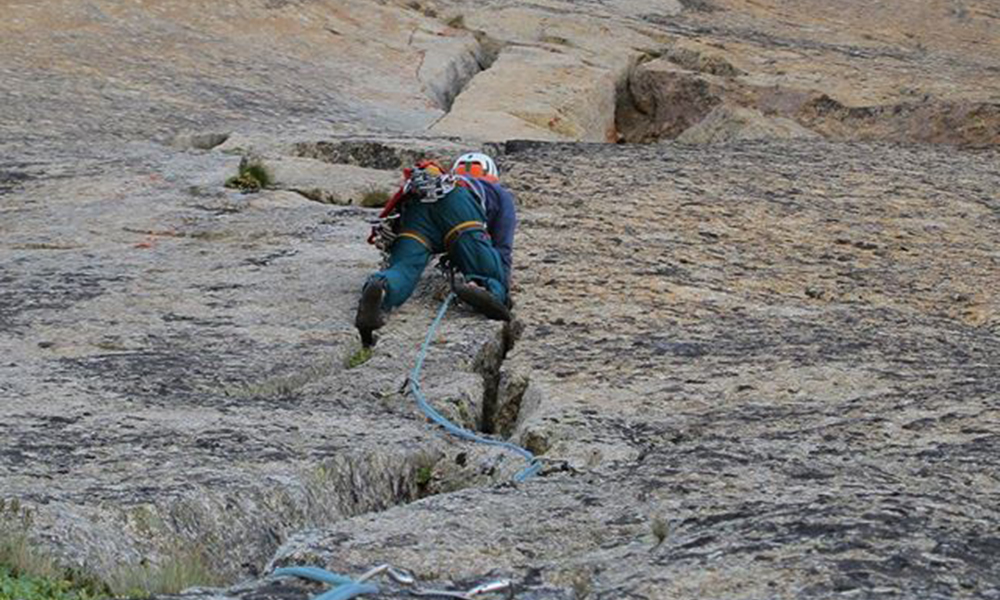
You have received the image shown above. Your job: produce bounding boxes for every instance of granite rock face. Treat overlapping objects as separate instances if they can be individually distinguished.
[3,0,997,148]
[0,0,487,148]
[0,139,523,583]
[428,0,1000,144]
[240,139,999,600]
[2,0,999,599]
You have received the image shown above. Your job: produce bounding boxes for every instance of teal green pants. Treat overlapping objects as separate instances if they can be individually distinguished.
[370,187,508,309]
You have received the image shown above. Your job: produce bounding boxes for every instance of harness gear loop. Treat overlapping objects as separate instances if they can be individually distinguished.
[444,220,487,251]
[397,230,432,250]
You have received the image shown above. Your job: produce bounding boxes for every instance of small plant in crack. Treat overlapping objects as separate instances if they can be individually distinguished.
[446,14,465,29]
[225,159,271,193]
[358,184,392,207]
[345,346,373,369]
[415,466,434,488]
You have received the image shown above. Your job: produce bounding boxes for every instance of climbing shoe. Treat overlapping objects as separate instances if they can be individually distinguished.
[454,282,511,322]
[355,279,387,348]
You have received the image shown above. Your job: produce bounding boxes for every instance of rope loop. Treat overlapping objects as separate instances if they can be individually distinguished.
[409,293,540,482]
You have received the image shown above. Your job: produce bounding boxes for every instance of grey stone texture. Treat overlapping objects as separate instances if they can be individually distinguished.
[252,139,999,600]
[1,138,523,581]
[2,0,1000,599]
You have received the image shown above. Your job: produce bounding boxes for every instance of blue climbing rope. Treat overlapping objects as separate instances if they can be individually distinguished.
[275,296,539,600]
[273,567,378,600]
[313,583,380,600]
[409,293,541,482]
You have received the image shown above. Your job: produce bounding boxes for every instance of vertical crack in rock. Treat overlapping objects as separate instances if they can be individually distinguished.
[475,319,533,438]
[419,29,501,113]
[473,322,511,435]
[493,363,531,440]
[614,53,726,143]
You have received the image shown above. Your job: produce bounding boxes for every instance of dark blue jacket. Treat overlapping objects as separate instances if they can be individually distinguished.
[460,177,517,281]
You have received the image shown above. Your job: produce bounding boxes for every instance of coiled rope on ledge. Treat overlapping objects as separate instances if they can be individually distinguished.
[409,293,541,482]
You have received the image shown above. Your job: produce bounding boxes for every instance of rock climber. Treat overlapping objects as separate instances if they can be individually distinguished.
[449,152,518,288]
[355,153,517,347]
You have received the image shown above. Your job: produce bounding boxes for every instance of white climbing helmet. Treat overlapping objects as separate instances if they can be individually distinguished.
[452,152,499,181]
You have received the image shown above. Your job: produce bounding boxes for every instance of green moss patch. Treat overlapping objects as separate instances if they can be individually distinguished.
[345,346,373,369]
[358,185,392,208]
[225,161,271,193]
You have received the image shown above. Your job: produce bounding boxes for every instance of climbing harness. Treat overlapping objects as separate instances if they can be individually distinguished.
[409,293,541,482]
[443,219,488,251]
[367,160,450,252]
[409,170,457,204]
[273,565,513,600]
[454,174,489,215]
